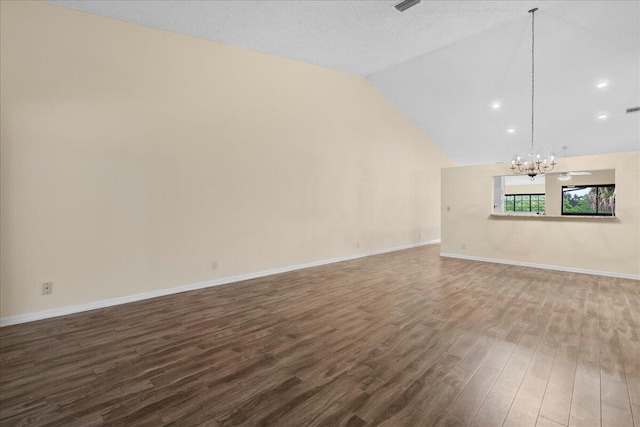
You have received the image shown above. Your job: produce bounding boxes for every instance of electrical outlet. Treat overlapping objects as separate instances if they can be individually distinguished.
[211,261,218,270]
[418,233,422,239]
[462,244,466,250]
[42,282,53,295]
[357,242,360,248]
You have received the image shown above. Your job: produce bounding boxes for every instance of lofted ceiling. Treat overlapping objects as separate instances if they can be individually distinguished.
[45,0,640,165]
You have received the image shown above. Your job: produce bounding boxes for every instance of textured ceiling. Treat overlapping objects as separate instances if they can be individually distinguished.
[45,0,553,75]
[369,1,640,164]
[45,0,640,165]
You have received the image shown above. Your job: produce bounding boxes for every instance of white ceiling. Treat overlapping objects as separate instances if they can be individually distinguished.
[45,0,640,165]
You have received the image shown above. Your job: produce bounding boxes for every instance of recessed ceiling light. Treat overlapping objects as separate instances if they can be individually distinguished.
[596,81,609,89]
[507,128,516,133]
[492,102,501,109]
[597,114,608,120]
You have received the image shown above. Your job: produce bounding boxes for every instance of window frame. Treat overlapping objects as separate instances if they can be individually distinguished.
[504,193,545,213]
[561,184,616,216]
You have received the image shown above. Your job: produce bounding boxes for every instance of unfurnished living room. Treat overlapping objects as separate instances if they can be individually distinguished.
[0,1,638,426]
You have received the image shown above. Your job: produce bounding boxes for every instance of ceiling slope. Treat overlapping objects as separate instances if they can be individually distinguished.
[44,1,640,164]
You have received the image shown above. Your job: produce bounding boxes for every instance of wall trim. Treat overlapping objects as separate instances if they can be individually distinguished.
[0,239,440,327]
[440,252,640,280]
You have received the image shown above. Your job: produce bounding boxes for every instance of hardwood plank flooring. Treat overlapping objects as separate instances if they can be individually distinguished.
[1,244,638,426]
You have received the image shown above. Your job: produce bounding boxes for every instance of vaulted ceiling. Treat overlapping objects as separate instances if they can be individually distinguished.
[46,0,640,165]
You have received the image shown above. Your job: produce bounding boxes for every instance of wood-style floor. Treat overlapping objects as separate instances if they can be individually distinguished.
[1,245,639,426]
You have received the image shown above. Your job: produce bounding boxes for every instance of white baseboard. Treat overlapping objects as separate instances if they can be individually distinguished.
[440,252,640,280]
[0,239,440,327]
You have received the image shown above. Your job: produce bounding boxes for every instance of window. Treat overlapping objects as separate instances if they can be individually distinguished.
[562,185,615,216]
[504,194,545,213]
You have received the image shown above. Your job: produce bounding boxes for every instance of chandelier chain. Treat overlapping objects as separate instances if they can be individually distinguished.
[531,8,535,153]
[510,7,555,180]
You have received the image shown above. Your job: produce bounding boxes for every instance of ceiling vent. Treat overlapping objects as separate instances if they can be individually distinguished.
[395,0,421,12]
[626,106,640,114]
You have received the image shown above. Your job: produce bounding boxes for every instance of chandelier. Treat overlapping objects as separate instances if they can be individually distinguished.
[510,8,556,180]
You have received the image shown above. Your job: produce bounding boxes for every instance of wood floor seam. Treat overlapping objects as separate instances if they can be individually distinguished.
[1,244,638,427]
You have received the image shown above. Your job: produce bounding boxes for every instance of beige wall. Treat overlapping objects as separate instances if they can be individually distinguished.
[442,152,640,276]
[0,2,455,319]
[504,184,545,195]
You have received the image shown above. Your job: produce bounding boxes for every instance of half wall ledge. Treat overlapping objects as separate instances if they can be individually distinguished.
[489,213,619,222]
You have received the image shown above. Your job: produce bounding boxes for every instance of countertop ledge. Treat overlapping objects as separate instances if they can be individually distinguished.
[490,213,618,220]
